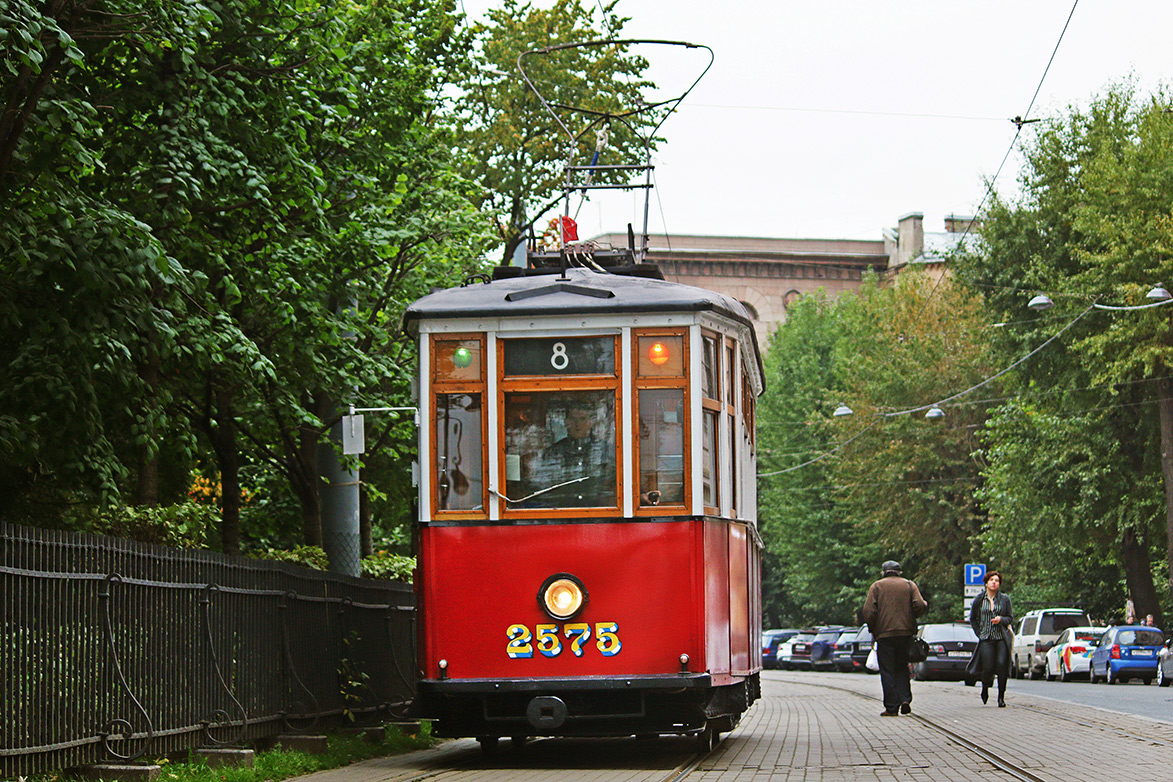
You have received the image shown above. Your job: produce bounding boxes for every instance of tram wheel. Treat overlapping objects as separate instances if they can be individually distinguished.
[695,726,716,753]
[477,736,499,753]
[510,736,528,749]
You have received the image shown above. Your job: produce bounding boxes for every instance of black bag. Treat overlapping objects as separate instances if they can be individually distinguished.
[908,637,929,663]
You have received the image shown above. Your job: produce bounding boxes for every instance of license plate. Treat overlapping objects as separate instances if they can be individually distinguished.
[948,651,970,658]
[1132,649,1154,657]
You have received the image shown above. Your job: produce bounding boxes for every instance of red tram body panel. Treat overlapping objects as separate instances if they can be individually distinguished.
[404,261,764,744]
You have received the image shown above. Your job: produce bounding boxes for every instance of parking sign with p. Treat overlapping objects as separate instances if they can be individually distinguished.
[964,563,986,586]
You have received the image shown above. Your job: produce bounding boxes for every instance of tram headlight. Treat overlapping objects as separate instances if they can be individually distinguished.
[538,573,588,621]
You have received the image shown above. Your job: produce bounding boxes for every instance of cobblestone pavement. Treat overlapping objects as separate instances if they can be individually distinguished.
[291,671,1173,782]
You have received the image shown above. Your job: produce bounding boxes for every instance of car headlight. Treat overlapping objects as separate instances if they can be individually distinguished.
[539,573,588,621]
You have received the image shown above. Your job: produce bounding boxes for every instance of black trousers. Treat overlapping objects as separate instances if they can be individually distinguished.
[876,635,912,712]
[976,638,1009,693]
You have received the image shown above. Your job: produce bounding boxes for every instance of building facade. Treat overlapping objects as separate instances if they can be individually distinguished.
[595,212,974,350]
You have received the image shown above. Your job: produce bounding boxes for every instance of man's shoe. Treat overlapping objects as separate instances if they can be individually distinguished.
[900,702,911,714]
[980,685,989,704]
[880,709,899,716]
[997,696,1006,707]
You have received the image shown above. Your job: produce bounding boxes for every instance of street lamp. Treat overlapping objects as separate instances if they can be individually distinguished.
[833,404,854,417]
[925,405,945,419]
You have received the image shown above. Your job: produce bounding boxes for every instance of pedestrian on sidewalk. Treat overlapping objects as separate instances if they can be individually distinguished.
[967,570,1013,707]
[861,559,928,716]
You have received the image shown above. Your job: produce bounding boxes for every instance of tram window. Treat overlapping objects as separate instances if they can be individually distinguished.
[637,335,684,377]
[701,335,719,399]
[503,390,616,509]
[702,409,719,508]
[637,389,685,507]
[435,393,483,512]
[503,337,615,376]
[725,343,735,405]
[433,339,482,383]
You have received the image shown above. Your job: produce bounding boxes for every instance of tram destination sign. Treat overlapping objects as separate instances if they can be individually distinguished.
[503,337,615,376]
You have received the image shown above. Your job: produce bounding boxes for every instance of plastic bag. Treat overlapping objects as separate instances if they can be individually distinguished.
[866,647,880,672]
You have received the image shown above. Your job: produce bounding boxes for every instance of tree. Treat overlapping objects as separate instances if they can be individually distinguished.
[757,292,879,625]
[955,84,1173,621]
[755,272,996,624]
[0,0,492,558]
[453,0,656,262]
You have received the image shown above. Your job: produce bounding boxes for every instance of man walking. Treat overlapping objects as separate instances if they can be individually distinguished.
[861,560,928,716]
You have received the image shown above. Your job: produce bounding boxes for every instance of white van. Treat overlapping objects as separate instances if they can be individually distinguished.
[1012,608,1092,679]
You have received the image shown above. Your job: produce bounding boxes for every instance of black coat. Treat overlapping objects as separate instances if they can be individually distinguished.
[965,592,1014,677]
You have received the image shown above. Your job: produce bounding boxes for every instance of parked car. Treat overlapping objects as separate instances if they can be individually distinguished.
[762,628,799,670]
[850,626,875,673]
[1043,626,1103,681]
[779,629,817,669]
[1012,608,1093,679]
[1157,637,1173,686]
[1089,625,1164,684]
[912,622,979,683]
[810,626,850,670]
[832,629,861,672]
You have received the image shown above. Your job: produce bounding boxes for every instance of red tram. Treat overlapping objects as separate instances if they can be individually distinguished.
[404,250,765,750]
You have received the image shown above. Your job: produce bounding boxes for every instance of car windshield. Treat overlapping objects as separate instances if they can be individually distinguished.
[1118,629,1164,646]
[836,631,859,644]
[855,627,873,642]
[1039,613,1091,634]
[1073,631,1099,642]
[813,631,842,642]
[920,624,978,642]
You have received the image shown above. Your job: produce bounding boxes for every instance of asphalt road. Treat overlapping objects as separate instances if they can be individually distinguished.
[998,675,1173,724]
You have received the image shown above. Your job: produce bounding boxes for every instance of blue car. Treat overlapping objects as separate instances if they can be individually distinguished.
[1089,625,1164,684]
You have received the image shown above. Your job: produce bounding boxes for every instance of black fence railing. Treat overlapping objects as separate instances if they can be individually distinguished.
[0,522,416,778]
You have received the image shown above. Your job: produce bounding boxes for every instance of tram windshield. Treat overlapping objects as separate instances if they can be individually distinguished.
[504,390,616,509]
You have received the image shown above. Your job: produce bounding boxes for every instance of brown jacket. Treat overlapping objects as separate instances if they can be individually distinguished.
[861,575,928,639]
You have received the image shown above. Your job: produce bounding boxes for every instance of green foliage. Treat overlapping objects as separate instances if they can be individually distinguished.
[57,500,219,549]
[0,0,492,555]
[361,551,416,582]
[757,274,997,625]
[453,0,657,260]
[251,545,330,571]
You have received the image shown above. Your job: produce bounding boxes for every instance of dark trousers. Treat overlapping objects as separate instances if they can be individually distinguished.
[876,635,912,712]
[976,638,1009,694]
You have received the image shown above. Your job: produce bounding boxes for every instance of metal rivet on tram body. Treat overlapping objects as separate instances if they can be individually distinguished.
[679,654,690,673]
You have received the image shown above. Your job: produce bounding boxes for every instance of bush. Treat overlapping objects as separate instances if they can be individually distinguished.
[64,501,219,548]
[361,551,415,582]
[251,545,330,570]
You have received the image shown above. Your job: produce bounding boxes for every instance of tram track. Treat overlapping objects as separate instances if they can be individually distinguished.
[767,676,1063,782]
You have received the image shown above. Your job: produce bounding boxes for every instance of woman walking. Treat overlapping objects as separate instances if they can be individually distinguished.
[968,571,1013,706]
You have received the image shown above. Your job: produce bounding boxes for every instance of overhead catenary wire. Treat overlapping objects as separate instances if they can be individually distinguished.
[914,0,1080,317]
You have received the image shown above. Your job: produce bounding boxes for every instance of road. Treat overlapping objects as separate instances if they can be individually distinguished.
[999,675,1173,724]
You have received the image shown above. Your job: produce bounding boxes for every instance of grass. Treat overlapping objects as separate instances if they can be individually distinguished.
[10,723,436,782]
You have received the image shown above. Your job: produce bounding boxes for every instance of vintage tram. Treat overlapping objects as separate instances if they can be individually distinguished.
[404,249,764,750]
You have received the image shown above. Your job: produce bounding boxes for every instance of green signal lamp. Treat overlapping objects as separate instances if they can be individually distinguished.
[452,347,473,369]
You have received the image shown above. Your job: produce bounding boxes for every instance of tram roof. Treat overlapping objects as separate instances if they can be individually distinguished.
[404,266,764,389]
[405,267,754,327]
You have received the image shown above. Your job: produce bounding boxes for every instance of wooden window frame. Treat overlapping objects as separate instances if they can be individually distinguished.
[497,334,623,518]
[429,333,489,520]
[632,328,691,516]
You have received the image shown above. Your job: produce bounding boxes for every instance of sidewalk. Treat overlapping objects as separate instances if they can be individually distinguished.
[289,672,1173,782]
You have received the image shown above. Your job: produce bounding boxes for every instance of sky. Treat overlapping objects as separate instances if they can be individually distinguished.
[456,0,1173,242]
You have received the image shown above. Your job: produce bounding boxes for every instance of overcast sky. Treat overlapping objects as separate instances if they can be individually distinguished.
[457,0,1173,243]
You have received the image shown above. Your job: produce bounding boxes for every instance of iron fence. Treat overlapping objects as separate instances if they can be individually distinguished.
[0,522,416,778]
